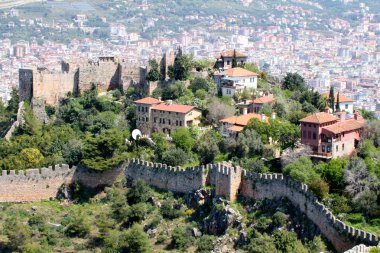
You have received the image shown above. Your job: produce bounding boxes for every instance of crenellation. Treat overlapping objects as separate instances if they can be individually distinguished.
[1,159,378,252]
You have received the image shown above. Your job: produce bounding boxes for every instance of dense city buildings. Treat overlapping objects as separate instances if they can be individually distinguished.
[0,1,379,112]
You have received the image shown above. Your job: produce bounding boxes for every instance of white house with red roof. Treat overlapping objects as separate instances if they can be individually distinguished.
[300,111,365,159]
[214,67,258,97]
[135,97,202,135]
[322,93,354,114]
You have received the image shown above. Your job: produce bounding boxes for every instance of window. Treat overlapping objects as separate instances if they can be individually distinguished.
[146,117,148,122]
[176,120,178,126]
[313,133,316,140]
[336,145,339,152]
[180,121,183,126]
[342,144,345,151]
[345,104,348,109]
[308,131,311,139]
[303,131,306,138]
[227,60,230,65]
[168,119,171,125]
[154,117,157,123]
[322,145,325,152]
[163,119,166,124]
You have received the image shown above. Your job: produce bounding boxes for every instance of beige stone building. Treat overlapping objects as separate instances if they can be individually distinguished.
[135,97,202,135]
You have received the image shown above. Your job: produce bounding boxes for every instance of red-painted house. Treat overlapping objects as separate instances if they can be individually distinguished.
[300,111,365,159]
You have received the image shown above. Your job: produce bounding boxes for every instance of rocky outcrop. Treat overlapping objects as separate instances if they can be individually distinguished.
[202,198,243,236]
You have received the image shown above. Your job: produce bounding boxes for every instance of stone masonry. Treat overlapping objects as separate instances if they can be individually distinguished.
[0,159,378,253]
[18,53,175,106]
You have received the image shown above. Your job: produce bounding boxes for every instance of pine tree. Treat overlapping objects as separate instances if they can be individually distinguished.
[336,92,341,112]
[329,86,335,112]
[232,49,238,68]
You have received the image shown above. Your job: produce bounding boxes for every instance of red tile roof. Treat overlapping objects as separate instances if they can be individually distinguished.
[135,97,161,104]
[300,112,338,124]
[220,113,268,126]
[220,50,247,58]
[322,118,366,134]
[227,125,244,132]
[253,95,275,104]
[152,103,195,114]
[222,67,258,77]
[322,93,354,103]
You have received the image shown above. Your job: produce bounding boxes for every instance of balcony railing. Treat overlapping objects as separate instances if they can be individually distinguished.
[311,152,333,158]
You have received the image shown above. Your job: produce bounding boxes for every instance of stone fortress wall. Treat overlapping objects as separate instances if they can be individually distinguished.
[18,52,175,106]
[0,159,378,252]
[124,159,379,253]
[0,165,123,203]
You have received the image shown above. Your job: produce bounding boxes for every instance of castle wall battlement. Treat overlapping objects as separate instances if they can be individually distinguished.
[0,159,378,252]
[241,172,379,252]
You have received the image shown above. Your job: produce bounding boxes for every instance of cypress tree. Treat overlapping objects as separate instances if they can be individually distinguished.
[232,49,238,68]
[336,92,341,112]
[329,86,335,112]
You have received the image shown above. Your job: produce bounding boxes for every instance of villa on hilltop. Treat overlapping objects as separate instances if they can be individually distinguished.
[135,97,202,136]
[300,111,365,159]
[214,49,247,70]
[214,67,258,97]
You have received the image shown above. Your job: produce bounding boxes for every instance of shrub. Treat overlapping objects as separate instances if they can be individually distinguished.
[197,235,215,253]
[161,201,183,219]
[126,180,152,205]
[64,211,91,237]
[308,178,329,200]
[272,212,288,227]
[170,226,194,250]
[126,203,148,224]
[121,224,152,253]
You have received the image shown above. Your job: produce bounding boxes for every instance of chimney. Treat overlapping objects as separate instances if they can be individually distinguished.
[244,99,248,105]
[261,114,266,122]
[325,107,332,114]
[272,112,276,120]
[242,107,248,115]
[158,97,162,101]
[166,100,173,105]
[340,111,346,123]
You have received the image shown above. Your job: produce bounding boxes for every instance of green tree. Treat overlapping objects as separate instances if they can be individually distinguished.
[162,81,187,100]
[161,147,190,166]
[308,178,329,200]
[171,226,194,250]
[282,73,305,91]
[329,86,335,112]
[336,92,341,112]
[6,87,19,115]
[122,224,152,253]
[196,131,220,164]
[244,233,278,253]
[236,129,263,158]
[232,49,238,68]
[20,148,44,169]
[169,49,193,80]
[283,157,319,184]
[64,210,91,237]
[62,139,83,166]
[189,77,216,94]
[126,180,152,205]
[172,128,195,152]
[353,190,378,217]
[146,59,162,82]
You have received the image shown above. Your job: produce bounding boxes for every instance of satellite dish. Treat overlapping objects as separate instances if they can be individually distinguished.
[132,129,142,140]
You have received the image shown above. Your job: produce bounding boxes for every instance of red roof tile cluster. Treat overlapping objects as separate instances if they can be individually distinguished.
[322,119,365,134]
[220,113,268,126]
[151,103,195,114]
[135,97,161,105]
[135,97,196,113]
[253,94,275,104]
[222,67,258,77]
[220,50,247,58]
[322,93,354,103]
[300,112,338,124]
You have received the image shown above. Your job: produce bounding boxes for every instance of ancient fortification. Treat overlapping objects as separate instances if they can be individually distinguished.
[18,52,175,106]
[0,159,378,252]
